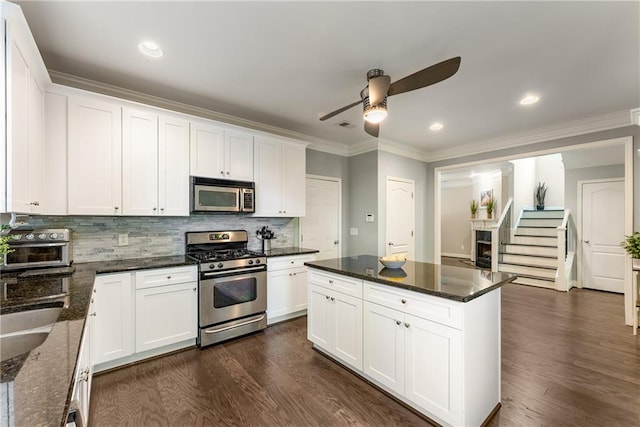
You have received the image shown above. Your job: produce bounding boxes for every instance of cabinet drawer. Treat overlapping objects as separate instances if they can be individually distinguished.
[309,269,362,298]
[267,254,316,271]
[135,265,197,289]
[364,282,462,329]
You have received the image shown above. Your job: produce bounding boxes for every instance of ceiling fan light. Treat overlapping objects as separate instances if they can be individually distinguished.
[519,94,539,106]
[363,105,388,124]
[138,40,164,58]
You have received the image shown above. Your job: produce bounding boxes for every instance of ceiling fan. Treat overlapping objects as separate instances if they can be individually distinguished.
[319,56,461,137]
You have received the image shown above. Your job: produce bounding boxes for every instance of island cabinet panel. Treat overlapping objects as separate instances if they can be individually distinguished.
[308,283,363,371]
[363,301,405,394]
[266,254,315,324]
[404,313,463,426]
[307,263,502,427]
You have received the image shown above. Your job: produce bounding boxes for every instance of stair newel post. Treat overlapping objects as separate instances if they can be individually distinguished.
[556,222,567,291]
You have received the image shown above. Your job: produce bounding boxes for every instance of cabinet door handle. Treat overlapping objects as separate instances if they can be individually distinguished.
[30,201,40,206]
[325,295,330,300]
[330,297,335,301]
[328,280,333,284]
[160,208,165,212]
[404,322,410,328]
[395,320,401,325]
[193,287,197,291]
[220,171,225,175]
[401,299,407,304]
[89,312,96,317]
[114,206,119,210]
[226,171,230,175]
[167,276,172,279]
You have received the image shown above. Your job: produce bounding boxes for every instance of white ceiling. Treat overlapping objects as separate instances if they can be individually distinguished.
[15,1,640,157]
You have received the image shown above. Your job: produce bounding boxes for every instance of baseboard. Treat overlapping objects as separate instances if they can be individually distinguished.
[442,253,471,259]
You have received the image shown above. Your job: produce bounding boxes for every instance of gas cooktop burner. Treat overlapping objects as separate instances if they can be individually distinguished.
[188,249,264,262]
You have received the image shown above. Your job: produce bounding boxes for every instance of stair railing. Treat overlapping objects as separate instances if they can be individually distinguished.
[556,209,577,291]
[492,197,513,272]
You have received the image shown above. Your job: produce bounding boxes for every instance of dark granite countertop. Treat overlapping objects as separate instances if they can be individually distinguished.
[265,247,319,257]
[305,255,514,302]
[0,255,196,427]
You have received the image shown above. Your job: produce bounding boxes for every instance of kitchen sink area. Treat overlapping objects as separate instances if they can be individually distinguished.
[0,303,63,362]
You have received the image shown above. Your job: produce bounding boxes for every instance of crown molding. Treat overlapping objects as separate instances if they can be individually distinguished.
[347,139,379,157]
[632,108,640,126]
[48,70,338,149]
[425,110,634,162]
[377,138,430,162]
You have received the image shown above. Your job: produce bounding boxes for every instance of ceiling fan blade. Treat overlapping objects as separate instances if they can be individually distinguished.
[319,99,364,121]
[369,75,391,106]
[387,56,461,97]
[364,121,379,138]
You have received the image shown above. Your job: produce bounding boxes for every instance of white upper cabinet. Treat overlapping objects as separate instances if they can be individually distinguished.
[253,137,306,217]
[123,108,190,216]
[224,130,254,181]
[123,108,158,215]
[158,115,190,216]
[68,96,122,215]
[190,121,253,181]
[2,6,49,214]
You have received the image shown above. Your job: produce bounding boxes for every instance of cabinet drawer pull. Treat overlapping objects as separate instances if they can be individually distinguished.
[167,276,171,279]
[395,320,401,325]
[401,299,407,304]
[330,297,335,301]
[153,207,157,211]
[193,287,197,291]
[404,322,410,328]
[89,312,96,317]
[328,280,333,284]
[325,295,330,300]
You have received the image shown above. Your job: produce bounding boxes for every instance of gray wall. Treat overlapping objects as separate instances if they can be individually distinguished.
[441,184,473,257]
[348,151,378,256]
[27,215,297,263]
[564,164,625,222]
[306,149,350,255]
[426,125,640,262]
[377,150,428,261]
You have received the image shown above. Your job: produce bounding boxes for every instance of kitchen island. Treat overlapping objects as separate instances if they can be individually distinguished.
[304,255,514,427]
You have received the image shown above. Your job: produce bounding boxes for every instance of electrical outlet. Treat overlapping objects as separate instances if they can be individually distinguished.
[350,227,358,236]
[118,233,129,246]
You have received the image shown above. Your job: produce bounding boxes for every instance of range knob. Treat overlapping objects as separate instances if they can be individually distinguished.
[25,234,35,240]
[218,263,224,269]
[248,260,254,265]
[255,259,261,264]
[49,233,59,239]
[209,263,216,269]
[38,233,47,240]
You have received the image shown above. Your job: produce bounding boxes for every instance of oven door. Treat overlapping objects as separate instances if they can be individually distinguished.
[193,184,240,212]
[199,267,267,327]
[3,243,70,270]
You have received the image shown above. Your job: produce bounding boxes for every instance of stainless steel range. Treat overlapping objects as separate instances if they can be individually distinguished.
[185,230,267,347]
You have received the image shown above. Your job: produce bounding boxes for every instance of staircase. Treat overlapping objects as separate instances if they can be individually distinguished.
[498,209,565,289]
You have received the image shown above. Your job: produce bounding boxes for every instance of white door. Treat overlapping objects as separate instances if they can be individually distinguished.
[300,176,341,260]
[386,177,415,259]
[581,180,625,293]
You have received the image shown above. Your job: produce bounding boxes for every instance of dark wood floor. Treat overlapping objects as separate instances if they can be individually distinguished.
[90,284,640,426]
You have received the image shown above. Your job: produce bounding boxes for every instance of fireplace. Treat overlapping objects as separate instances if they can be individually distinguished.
[476,230,492,268]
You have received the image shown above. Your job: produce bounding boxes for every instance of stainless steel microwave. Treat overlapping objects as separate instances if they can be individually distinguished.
[191,177,255,213]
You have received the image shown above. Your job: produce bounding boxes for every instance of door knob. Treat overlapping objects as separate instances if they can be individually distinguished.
[388,242,394,246]
[584,240,590,244]
[334,240,339,245]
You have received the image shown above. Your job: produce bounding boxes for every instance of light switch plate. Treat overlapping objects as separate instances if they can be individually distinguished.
[365,214,374,222]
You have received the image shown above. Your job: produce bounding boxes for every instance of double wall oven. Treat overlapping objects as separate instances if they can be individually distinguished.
[186,230,267,347]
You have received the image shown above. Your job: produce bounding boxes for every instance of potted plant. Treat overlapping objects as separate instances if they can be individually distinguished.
[0,225,13,266]
[485,197,497,219]
[621,232,640,270]
[470,200,478,219]
[535,182,547,211]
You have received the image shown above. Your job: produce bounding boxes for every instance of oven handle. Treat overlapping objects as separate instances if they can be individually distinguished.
[203,315,265,334]
[201,266,266,277]
[8,242,67,247]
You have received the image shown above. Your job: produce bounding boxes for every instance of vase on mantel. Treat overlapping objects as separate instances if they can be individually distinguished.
[487,212,493,220]
[471,213,477,219]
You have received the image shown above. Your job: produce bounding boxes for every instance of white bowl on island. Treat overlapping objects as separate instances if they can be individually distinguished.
[379,255,407,269]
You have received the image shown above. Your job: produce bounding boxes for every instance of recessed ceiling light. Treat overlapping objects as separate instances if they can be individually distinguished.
[430,122,444,131]
[519,94,540,106]
[138,40,163,58]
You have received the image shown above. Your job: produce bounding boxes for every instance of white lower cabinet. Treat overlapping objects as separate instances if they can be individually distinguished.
[135,281,197,352]
[307,284,363,371]
[307,268,501,427]
[93,272,133,365]
[266,254,315,324]
[93,265,197,371]
[70,297,94,425]
[364,301,463,425]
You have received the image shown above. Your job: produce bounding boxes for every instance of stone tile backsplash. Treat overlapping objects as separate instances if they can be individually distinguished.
[28,215,299,263]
